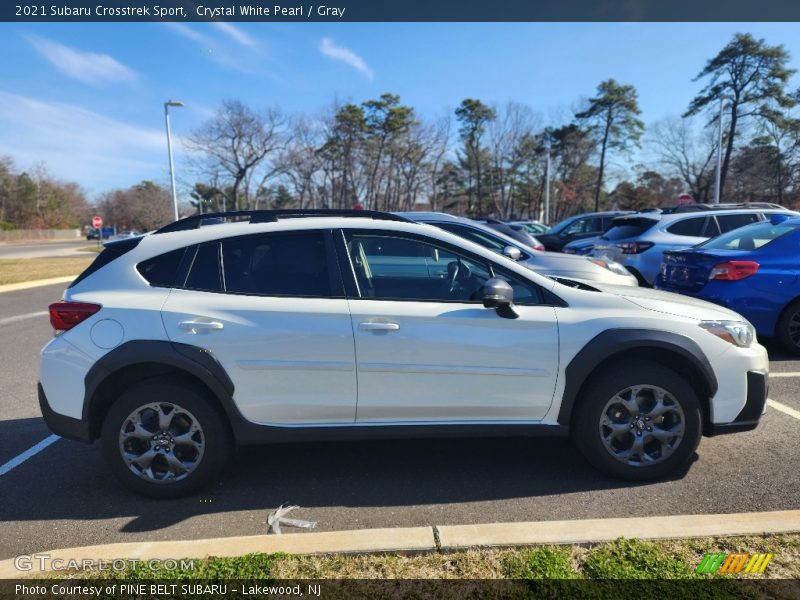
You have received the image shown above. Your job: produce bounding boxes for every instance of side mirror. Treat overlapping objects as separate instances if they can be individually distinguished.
[503,246,522,261]
[482,278,519,319]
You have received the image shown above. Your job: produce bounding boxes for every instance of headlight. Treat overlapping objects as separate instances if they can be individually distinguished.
[699,320,755,347]
[588,257,632,278]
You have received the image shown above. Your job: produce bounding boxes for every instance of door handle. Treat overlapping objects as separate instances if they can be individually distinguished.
[358,322,400,332]
[179,320,224,334]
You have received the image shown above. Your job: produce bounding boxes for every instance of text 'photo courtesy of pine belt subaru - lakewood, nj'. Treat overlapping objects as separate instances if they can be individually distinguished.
[39,210,769,498]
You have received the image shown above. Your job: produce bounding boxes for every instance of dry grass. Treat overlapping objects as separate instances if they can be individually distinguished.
[0,257,92,285]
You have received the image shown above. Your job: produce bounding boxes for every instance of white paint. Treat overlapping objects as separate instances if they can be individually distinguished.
[769,372,800,378]
[0,310,47,326]
[0,434,60,477]
[768,399,800,421]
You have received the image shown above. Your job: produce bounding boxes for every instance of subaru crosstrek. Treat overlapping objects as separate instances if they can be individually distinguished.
[40,209,769,497]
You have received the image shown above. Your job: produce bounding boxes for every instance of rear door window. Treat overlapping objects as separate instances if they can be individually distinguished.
[221,231,331,297]
[715,213,760,234]
[184,244,222,292]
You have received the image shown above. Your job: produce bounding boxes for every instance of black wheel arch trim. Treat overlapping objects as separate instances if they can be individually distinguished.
[557,328,718,427]
[83,340,244,440]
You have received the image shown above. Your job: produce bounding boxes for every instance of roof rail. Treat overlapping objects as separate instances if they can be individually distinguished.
[154,209,413,234]
[660,202,787,214]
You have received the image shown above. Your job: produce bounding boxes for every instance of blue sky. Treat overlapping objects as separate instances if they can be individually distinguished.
[0,22,799,202]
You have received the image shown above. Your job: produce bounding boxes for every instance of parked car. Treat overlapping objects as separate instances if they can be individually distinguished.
[115,230,142,239]
[475,218,545,250]
[592,204,797,286]
[40,209,769,497]
[397,212,637,287]
[537,211,634,252]
[508,220,549,235]
[86,226,116,240]
[563,237,599,256]
[655,215,800,355]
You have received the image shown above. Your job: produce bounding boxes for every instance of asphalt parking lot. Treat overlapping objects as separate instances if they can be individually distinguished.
[1,282,799,561]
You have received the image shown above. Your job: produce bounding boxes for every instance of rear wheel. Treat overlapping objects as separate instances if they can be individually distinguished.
[101,379,232,498]
[777,300,800,356]
[572,362,702,480]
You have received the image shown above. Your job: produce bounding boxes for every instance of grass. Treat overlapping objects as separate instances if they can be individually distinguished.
[77,534,800,581]
[78,245,103,253]
[0,257,93,285]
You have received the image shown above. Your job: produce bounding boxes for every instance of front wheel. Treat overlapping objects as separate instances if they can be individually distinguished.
[101,379,232,498]
[571,362,702,480]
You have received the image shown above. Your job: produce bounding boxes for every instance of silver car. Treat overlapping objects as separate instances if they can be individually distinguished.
[397,212,638,287]
[592,204,797,286]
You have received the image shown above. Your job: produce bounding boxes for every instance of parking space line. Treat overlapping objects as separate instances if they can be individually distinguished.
[0,435,60,477]
[0,311,48,326]
[767,399,800,421]
[769,372,800,378]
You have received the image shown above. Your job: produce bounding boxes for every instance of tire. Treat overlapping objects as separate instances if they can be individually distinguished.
[101,378,232,498]
[571,361,702,480]
[777,299,800,356]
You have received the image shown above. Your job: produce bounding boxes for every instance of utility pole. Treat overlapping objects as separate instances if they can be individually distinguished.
[713,96,723,205]
[164,100,184,221]
[544,140,551,224]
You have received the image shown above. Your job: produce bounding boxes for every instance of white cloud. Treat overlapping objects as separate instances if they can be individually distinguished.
[162,23,253,73]
[0,91,167,193]
[320,37,373,80]
[163,22,211,45]
[26,36,136,86]
[213,22,259,49]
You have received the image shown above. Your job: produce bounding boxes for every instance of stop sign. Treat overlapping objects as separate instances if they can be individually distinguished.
[92,215,103,229]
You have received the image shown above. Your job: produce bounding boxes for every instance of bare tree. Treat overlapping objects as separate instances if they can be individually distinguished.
[186,100,286,211]
[649,117,717,203]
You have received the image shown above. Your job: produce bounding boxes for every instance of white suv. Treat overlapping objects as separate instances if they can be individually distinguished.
[40,210,769,497]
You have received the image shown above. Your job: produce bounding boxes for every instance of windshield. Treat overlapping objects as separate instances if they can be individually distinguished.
[698,221,797,251]
[546,216,577,235]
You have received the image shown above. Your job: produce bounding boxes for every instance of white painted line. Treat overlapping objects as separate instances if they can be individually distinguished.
[0,310,48,326]
[0,434,60,477]
[770,372,800,378]
[768,399,800,421]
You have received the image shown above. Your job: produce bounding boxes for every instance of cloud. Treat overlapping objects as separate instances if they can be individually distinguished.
[163,22,211,45]
[319,37,373,80]
[213,22,259,49]
[0,91,168,193]
[26,36,136,86]
[162,23,253,73]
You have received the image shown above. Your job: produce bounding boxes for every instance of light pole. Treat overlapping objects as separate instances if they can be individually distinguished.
[713,96,725,205]
[164,100,184,221]
[544,140,551,225]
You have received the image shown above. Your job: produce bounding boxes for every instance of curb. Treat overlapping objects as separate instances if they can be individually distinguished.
[2,509,799,578]
[0,276,77,294]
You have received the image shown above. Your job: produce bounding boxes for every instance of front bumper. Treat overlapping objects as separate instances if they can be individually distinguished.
[705,370,769,436]
[38,382,92,443]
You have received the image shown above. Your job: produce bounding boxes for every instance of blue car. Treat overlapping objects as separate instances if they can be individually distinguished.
[655,215,800,354]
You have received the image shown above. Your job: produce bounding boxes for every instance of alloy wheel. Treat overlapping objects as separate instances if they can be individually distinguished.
[598,384,685,467]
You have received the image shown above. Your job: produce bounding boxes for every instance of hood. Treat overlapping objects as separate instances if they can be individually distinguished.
[523,251,602,274]
[588,282,746,322]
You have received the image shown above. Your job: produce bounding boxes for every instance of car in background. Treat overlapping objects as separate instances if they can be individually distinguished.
[475,219,545,250]
[655,215,800,355]
[397,212,638,287]
[115,230,142,239]
[86,226,117,240]
[508,220,549,235]
[592,204,797,286]
[563,237,599,256]
[537,211,634,252]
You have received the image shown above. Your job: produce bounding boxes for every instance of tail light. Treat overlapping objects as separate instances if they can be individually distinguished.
[616,242,654,255]
[48,301,101,332]
[532,243,545,251]
[709,261,760,281]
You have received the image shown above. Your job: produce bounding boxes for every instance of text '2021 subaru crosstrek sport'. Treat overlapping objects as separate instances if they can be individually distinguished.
[40,210,769,497]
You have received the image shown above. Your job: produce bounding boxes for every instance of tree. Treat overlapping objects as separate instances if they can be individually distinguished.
[187,100,286,211]
[684,33,796,200]
[649,117,717,203]
[576,79,644,212]
[97,181,173,231]
[455,99,496,215]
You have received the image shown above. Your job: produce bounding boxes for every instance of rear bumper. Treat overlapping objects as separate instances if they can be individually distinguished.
[705,370,768,436]
[38,382,92,443]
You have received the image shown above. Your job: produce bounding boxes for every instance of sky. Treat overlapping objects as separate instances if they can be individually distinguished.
[0,21,799,203]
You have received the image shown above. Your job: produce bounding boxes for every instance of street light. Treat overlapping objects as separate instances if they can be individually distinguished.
[544,140,552,225]
[164,100,184,221]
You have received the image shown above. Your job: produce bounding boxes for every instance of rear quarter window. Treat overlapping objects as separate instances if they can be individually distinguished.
[666,217,706,237]
[136,247,186,287]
